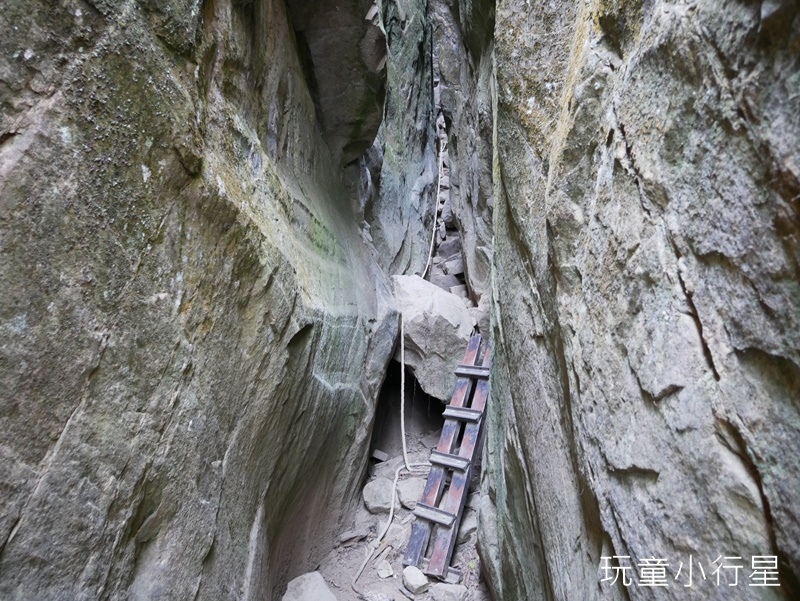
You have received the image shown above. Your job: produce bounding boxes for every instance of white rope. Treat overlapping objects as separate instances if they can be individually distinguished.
[400,312,429,475]
[351,313,430,598]
[422,134,445,279]
[350,461,429,598]
[400,313,411,471]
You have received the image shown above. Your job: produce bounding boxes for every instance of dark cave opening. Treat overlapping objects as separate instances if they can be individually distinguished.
[370,360,445,461]
[368,358,486,496]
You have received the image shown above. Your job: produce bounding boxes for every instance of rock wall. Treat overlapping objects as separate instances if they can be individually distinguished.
[432,0,495,302]
[0,1,397,599]
[5,0,797,599]
[480,0,800,599]
[356,0,496,309]
[365,0,438,275]
[286,0,386,166]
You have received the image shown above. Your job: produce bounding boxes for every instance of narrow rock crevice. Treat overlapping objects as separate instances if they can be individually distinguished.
[717,419,800,596]
[670,239,721,381]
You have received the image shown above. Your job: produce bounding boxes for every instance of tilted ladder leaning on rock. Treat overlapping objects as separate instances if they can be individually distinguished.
[403,333,490,580]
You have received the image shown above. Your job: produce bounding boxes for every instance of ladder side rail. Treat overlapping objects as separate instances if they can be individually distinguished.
[403,335,483,567]
[426,349,491,576]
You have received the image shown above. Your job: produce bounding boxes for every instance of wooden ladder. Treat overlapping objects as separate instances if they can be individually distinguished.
[403,334,490,579]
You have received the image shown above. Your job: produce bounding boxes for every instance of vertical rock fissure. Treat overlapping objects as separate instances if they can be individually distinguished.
[718,419,800,596]
[670,239,722,382]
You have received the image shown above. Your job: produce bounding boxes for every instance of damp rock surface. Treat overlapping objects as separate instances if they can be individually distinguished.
[0,1,397,599]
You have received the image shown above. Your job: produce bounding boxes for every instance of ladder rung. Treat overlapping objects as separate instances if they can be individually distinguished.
[442,406,483,422]
[454,364,490,379]
[429,450,471,471]
[413,503,456,527]
[420,558,462,583]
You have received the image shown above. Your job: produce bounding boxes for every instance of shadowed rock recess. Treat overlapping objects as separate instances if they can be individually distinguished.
[0,1,797,601]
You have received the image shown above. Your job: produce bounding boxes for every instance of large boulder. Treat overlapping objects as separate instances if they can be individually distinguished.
[392,275,474,401]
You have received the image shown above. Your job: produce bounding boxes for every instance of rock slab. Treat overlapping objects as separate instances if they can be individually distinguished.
[402,566,430,594]
[397,477,427,510]
[431,583,468,601]
[376,559,394,579]
[363,478,395,514]
[282,572,337,601]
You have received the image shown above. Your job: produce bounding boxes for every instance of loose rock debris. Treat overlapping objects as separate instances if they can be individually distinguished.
[316,443,491,601]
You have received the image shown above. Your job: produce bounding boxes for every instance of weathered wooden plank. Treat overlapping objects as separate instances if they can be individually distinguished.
[403,520,432,568]
[425,467,471,577]
[428,450,471,471]
[412,503,456,527]
[426,347,491,577]
[442,406,483,422]
[403,334,483,567]
[438,338,484,449]
[453,364,490,379]
[419,558,462,584]
[371,449,389,462]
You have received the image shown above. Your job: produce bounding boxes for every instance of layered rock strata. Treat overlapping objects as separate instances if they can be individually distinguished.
[0,1,396,599]
[480,1,800,599]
